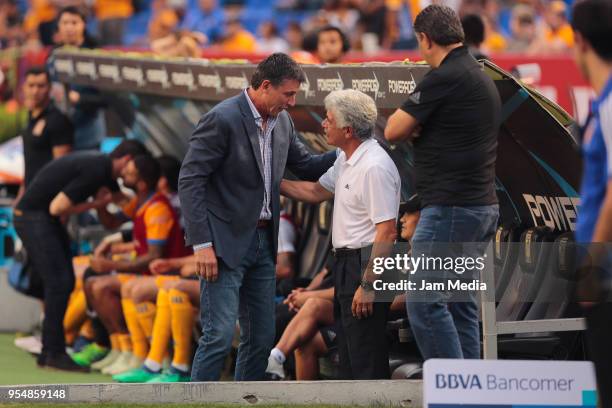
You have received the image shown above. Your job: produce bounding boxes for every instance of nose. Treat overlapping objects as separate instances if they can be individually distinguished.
[288,95,296,107]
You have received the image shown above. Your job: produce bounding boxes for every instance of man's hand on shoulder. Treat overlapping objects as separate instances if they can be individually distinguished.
[195,246,218,282]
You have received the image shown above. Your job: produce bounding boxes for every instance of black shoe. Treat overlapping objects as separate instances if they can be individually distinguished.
[36,352,47,368]
[40,352,90,373]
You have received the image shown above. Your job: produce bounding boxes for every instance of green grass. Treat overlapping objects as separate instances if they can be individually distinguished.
[0,333,112,385]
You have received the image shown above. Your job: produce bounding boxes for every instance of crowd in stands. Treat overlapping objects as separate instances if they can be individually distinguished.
[0,0,577,56]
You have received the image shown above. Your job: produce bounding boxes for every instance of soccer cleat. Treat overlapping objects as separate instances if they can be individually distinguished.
[102,352,134,375]
[146,368,191,383]
[264,354,285,380]
[91,349,121,371]
[14,336,42,355]
[38,352,90,373]
[71,343,108,367]
[113,366,160,383]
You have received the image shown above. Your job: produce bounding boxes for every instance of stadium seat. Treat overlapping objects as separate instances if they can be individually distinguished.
[496,226,555,322]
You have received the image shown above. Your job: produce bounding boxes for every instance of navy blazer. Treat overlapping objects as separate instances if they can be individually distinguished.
[179,92,336,269]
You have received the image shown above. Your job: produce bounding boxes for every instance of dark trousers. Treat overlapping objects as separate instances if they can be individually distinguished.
[14,211,75,355]
[333,249,390,380]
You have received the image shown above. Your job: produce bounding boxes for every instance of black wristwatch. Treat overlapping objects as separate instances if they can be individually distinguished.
[360,279,374,292]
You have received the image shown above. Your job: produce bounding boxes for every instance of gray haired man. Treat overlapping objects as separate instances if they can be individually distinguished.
[281,89,400,379]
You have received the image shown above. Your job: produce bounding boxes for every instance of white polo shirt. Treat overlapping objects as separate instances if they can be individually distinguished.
[319,138,401,249]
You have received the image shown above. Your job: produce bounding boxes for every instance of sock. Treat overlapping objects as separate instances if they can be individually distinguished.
[78,319,95,341]
[271,347,286,364]
[146,289,171,367]
[117,333,132,353]
[135,301,156,340]
[144,358,162,372]
[63,288,87,334]
[110,333,121,351]
[168,288,195,369]
[121,299,146,357]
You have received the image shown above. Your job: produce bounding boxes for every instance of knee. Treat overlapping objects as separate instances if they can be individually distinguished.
[132,285,156,304]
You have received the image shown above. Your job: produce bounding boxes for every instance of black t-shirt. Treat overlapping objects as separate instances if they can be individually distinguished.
[401,45,500,207]
[17,152,119,213]
[22,103,74,186]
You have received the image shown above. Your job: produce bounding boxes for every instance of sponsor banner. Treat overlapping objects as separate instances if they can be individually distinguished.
[424,359,597,408]
[51,50,428,108]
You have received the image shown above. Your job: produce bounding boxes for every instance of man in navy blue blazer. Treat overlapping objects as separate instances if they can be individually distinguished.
[179,53,337,381]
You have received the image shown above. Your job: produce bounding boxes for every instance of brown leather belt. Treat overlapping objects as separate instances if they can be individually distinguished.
[257,219,271,228]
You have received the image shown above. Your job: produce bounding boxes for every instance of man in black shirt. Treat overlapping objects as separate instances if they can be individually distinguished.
[19,66,73,191]
[385,5,500,360]
[14,140,148,372]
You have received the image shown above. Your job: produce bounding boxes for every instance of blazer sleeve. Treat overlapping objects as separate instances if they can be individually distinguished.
[285,117,337,181]
[178,110,228,246]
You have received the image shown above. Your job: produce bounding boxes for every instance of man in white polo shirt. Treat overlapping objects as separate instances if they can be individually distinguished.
[281,89,400,379]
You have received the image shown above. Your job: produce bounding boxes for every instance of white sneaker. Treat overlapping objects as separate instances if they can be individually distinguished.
[265,355,285,380]
[91,349,121,371]
[102,352,134,375]
[14,336,42,355]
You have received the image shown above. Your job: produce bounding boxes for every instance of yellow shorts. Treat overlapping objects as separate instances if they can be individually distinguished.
[154,275,179,288]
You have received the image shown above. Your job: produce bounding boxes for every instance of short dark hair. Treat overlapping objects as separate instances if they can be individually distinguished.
[25,66,50,83]
[109,139,149,160]
[572,0,612,61]
[461,14,485,47]
[57,6,86,23]
[158,155,181,193]
[133,154,161,190]
[317,25,350,53]
[414,5,465,46]
[250,53,305,89]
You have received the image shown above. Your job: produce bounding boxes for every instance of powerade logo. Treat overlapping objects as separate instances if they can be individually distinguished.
[436,374,482,389]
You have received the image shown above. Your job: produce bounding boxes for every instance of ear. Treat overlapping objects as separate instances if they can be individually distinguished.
[261,79,272,91]
[574,32,588,54]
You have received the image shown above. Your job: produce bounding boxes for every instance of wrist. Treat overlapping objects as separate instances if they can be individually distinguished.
[360,279,374,292]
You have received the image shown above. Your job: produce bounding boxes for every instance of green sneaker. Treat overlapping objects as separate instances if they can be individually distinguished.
[70,343,108,367]
[146,370,191,383]
[112,367,160,383]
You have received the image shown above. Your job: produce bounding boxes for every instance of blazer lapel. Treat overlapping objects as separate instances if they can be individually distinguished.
[238,93,264,180]
[272,115,289,183]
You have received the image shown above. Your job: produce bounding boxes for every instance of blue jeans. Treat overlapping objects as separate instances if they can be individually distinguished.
[406,205,498,360]
[191,228,276,381]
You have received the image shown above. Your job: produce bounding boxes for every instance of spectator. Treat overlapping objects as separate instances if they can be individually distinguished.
[481,0,506,53]
[353,0,386,52]
[17,66,73,205]
[315,25,349,64]
[257,21,289,54]
[282,89,401,380]
[384,0,418,49]
[321,0,359,36]
[94,0,134,46]
[180,0,223,44]
[385,4,500,360]
[151,30,205,57]
[13,140,147,372]
[0,0,24,48]
[23,0,56,46]
[571,0,612,405]
[461,14,488,60]
[506,4,537,53]
[219,17,256,53]
[285,21,304,52]
[528,0,573,55]
[53,6,107,150]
